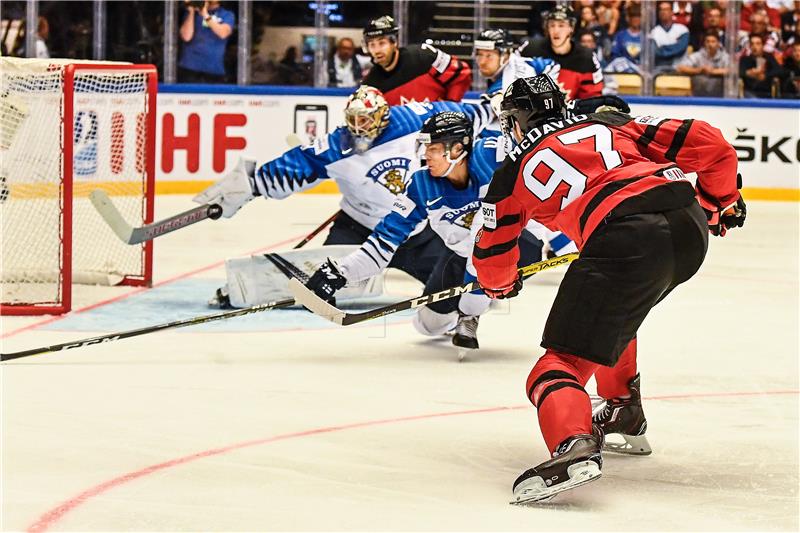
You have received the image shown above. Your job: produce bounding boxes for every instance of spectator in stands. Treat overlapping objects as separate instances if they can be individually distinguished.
[741,0,782,31]
[178,1,234,83]
[770,0,795,14]
[35,16,50,58]
[651,1,691,72]
[740,33,783,96]
[328,37,368,88]
[672,0,694,27]
[607,3,642,74]
[596,0,621,37]
[677,29,731,96]
[579,4,610,62]
[361,15,472,105]
[693,6,726,49]
[277,46,310,85]
[579,29,608,69]
[781,41,800,95]
[780,1,800,44]
[529,5,604,99]
[739,9,782,56]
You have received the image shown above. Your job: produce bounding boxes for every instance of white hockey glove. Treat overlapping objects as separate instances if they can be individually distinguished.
[193,157,258,218]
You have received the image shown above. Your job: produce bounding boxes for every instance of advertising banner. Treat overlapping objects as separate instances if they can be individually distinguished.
[155,89,800,200]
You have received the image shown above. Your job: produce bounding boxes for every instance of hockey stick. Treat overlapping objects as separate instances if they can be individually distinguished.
[90,190,223,245]
[292,210,340,249]
[264,252,309,282]
[289,253,579,326]
[0,297,295,363]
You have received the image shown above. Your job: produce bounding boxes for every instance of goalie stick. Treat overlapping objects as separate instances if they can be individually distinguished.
[0,297,295,362]
[289,253,579,326]
[92,189,340,248]
[90,190,223,245]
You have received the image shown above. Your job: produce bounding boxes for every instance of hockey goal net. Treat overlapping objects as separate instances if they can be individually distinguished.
[1,58,157,315]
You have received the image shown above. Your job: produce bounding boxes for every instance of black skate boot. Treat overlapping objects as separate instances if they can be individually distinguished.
[511,425,604,505]
[208,287,233,309]
[592,373,651,455]
[452,313,479,361]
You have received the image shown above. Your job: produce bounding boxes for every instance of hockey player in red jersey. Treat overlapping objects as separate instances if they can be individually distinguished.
[529,5,604,100]
[471,75,746,504]
[361,15,472,105]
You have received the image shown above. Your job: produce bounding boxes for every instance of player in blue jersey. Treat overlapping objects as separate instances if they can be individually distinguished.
[474,29,560,138]
[302,112,544,358]
[471,29,579,259]
[194,86,494,307]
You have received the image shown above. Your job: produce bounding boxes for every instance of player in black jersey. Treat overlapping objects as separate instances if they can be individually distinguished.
[361,15,472,105]
[528,5,604,100]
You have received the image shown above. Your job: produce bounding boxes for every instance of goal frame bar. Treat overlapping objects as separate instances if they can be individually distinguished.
[1,62,158,315]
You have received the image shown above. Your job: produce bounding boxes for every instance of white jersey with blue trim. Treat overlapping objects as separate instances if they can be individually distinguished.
[480,53,561,138]
[336,136,510,282]
[253,100,494,231]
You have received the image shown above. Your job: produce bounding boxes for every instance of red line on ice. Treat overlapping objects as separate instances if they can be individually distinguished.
[0,233,307,340]
[26,389,799,533]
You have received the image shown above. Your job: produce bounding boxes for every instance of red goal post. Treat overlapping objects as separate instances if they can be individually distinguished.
[1,58,157,315]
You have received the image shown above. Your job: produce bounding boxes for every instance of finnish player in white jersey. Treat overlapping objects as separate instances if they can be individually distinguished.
[301,111,545,359]
[471,28,579,259]
[194,85,494,307]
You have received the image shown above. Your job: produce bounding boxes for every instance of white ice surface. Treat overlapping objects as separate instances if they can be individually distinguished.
[1,194,798,531]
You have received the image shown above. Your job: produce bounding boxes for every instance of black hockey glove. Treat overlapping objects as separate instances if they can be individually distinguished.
[306,258,347,303]
[482,273,523,300]
[702,174,747,237]
[570,95,631,115]
[705,195,747,237]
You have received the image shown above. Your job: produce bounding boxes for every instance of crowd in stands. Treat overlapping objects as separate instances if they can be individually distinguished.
[3,0,800,99]
[573,0,800,98]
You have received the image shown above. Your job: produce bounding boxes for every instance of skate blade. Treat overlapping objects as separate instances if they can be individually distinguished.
[603,434,652,456]
[510,461,602,505]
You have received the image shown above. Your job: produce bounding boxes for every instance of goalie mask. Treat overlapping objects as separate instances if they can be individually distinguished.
[416,112,473,178]
[343,85,390,154]
[499,75,566,142]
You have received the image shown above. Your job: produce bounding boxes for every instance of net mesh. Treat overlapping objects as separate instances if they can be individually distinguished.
[1,60,153,310]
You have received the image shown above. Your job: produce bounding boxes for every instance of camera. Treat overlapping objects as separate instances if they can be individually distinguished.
[185,1,205,9]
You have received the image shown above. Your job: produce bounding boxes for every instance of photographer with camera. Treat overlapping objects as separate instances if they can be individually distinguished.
[178,0,235,83]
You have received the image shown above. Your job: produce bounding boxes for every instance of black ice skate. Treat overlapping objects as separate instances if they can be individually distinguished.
[511,425,604,505]
[452,313,479,361]
[208,287,233,309]
[592,373,651,455]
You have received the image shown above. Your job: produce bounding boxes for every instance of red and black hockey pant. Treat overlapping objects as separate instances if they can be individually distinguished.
[528,198,709,452]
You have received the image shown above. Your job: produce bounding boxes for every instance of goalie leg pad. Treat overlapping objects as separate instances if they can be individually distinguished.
[222,245,384,308]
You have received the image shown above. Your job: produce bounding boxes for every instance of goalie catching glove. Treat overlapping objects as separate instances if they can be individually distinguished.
[305,258,348,304]
[193,157,258,218]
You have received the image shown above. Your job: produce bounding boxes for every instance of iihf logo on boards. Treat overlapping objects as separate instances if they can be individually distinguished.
[367,157,411,195]
[73,110,99,176]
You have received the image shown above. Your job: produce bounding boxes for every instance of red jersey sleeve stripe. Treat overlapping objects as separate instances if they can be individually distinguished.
[473,236,519,260]
[435,59,465,84]
[481,213,522,232]
[635,120,669,148]
[664,119,694,162]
